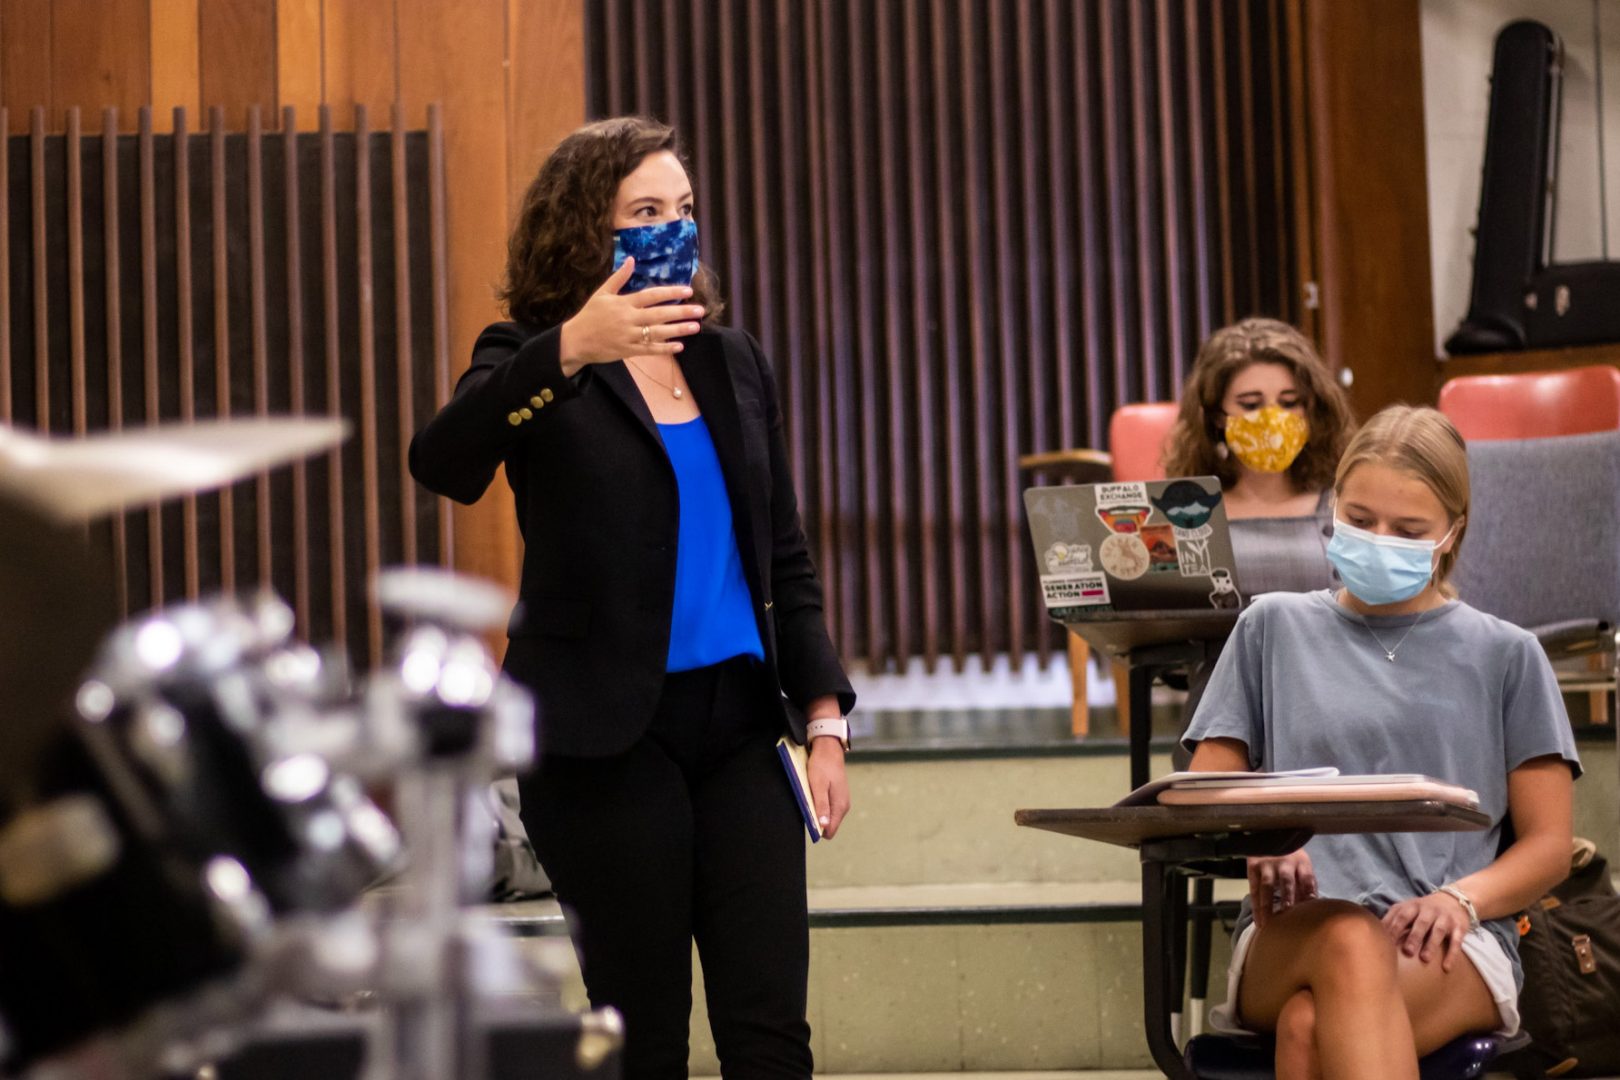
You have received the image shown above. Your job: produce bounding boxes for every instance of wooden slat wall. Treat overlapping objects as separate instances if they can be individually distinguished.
[0,108,449,665]
[0,0,588,661]
[587,0,1306,672]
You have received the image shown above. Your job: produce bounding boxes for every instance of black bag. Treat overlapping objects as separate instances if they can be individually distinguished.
[1504,839,1620,1079]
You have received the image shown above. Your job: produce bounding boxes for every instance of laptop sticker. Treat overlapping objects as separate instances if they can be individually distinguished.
[1151,480,1222,531]
[1208,568,1242,609]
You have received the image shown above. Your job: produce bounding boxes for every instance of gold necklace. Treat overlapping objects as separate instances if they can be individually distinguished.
[627,357,684,399]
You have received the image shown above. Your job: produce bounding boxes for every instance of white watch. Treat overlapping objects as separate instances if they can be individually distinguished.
[805,716,850,750]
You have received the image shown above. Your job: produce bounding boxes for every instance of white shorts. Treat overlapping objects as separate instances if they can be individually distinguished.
[1208,916,1521,1037]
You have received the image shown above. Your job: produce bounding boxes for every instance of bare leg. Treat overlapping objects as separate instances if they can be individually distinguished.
[1396,947,1500,1055]
[1274,990,1322,1080]
[1270,990,1321,1080]
[1238,900,1418,1080]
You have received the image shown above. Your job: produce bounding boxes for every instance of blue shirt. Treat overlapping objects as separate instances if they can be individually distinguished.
[657,416,765,672]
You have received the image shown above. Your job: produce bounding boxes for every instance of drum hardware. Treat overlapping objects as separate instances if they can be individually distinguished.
[0,440,618,1080]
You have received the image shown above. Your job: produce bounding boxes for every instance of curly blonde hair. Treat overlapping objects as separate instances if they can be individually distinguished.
[1163,317,1355,491]
[500,116,725,329]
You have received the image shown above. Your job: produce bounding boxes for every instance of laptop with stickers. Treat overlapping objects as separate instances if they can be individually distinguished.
[1023,476,1244,618]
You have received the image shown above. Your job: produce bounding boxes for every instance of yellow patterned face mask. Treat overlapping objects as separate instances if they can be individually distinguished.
[1223,405,1309,473]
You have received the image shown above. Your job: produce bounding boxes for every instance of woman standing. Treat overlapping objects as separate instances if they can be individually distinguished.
[409,116,854,1080]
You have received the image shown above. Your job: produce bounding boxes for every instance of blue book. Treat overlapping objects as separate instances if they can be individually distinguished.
[775,737,821,843]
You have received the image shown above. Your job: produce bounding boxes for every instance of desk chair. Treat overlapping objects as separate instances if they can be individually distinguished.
[1020,402,1180,735]
[1442,370,1620,723]
[1182,1029,1530,1079]
[1438,364,1620,442]
[1451,430,1620,723]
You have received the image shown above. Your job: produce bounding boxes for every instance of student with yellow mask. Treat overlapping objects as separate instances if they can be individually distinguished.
[1164,318,1356,598]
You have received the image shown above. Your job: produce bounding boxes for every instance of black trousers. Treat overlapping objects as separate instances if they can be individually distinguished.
[519,657,812,1080]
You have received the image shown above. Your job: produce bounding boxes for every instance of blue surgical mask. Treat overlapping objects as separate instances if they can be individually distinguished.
[612,218,699,294]
[1327,518,1454,606]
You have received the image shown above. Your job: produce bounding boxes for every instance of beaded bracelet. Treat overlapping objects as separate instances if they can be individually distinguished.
[1436,884,1481,933]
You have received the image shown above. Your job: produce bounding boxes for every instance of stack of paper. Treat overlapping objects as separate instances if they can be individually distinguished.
[1115,768,1480,810]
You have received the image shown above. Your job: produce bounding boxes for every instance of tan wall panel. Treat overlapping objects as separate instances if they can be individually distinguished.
[150,0,199,131]
[275,0,321,128]
[395,0,535,594]
[2,0,55,132]
[1307,0,1436,412]
[506,0,584,214]
[321,0,395,123]
[199,0,276,130]
[50,0,149,131]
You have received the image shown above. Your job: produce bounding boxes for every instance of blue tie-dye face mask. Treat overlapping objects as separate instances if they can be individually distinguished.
[612,218,700,294]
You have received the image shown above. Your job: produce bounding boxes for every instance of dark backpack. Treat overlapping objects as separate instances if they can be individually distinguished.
[1503,838,1620,1079]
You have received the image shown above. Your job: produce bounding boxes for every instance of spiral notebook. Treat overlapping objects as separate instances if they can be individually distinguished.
[776,737,821,843]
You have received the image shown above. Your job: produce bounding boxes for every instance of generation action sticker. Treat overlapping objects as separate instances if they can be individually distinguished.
[1040,571,1111,610]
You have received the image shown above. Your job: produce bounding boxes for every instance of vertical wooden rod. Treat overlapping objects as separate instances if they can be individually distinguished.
[211,105,236,593]
[248,106,272,588]
[390,103,417,567]
[957,0,997,669]
[874,2,913,669]
[1212,3,1236,324]
[428,104,453,568]
[139,107,165,605]
[319,104,348,648]
[931,0,968,670]
[102,107,128,615]
[0,107,10,424]
[284,105,311,632]
[1237,0,1262,313]
[801,2,839,651]
[1157,0,1189,393]
[844,3,886,670]
[1184,0,1217,339]
[67,109,87,436]
[985,0,1024,664]
[904,1,941,671]
[355,105,383,666]
[175,107,201,599]
[31,106,49,432]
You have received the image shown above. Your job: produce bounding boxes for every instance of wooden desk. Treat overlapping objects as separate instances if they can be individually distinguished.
[1013,800,1490,1080]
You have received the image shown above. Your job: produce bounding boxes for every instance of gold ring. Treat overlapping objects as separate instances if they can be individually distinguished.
[641,325,652,347]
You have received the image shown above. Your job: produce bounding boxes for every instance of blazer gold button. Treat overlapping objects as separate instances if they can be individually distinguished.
[519,407,533,420]
[540,388,554,403]
[507,411,522,426]
[530,395,544,408]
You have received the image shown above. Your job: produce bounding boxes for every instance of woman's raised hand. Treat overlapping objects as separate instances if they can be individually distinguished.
[558,258,707,376]
[1248,849,1317,928]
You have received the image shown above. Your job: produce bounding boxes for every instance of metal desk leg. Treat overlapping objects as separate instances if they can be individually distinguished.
[1141,859,1194,1080]
[1129,662,1155,791]
[1188,876,1216,1037]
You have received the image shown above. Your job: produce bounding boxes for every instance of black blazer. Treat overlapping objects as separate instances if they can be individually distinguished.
[409,320,855,757]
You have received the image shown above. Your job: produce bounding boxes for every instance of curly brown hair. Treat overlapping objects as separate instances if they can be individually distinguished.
[499,116,725,328]
[1163,317,1356,492]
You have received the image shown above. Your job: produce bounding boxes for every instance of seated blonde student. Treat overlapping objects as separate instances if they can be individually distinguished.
[1182,406,1580,1079]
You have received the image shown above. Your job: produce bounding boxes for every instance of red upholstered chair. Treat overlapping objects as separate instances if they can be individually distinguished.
[1438,364,1620,441]
[1440,364,1620,725]
[1108,402,1181,481]
[1021,402,1182,735]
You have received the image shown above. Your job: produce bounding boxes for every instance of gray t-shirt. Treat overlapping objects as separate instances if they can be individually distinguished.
[1183,590,1582,988]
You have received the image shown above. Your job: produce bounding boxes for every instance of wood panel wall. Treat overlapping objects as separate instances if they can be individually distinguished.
[0,0,582,607]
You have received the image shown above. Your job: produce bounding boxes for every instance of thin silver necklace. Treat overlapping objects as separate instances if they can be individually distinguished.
[1355,606,1431,662]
